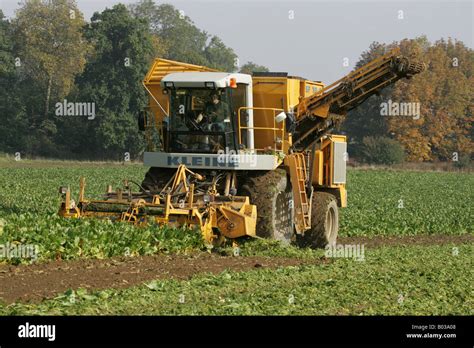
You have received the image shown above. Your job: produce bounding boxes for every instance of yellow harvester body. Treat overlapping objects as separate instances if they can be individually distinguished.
[59,49,424,247]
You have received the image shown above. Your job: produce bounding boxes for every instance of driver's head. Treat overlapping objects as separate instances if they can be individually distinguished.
[210,93,220,105]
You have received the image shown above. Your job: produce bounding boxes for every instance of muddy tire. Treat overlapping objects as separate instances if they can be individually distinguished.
[141,167,175,193]
[298,192,339,248]
[240,169,294,244]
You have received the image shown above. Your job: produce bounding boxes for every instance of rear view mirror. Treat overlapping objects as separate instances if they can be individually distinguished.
[275,112,287,123]
[138,110,146,131]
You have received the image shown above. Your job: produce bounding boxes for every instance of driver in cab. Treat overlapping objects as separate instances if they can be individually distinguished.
[195,92,229,131]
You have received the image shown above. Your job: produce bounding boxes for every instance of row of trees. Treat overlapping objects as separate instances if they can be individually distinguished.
[0,1,472,163]
[0,0,265,160]
[343,37,473,163]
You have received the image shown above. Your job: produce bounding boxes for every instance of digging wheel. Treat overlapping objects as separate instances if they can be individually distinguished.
[141,167,176,193]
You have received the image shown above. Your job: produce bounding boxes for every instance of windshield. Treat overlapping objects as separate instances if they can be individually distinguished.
[167,88,236,153]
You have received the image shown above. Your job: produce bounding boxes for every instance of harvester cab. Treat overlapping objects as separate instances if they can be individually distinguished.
[157,72,253,154]
[59,50,425,248]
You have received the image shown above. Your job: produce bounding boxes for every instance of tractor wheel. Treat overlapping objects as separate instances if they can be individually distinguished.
[298,192,339,248]
[240,169,294,244]
[141,167,175,193]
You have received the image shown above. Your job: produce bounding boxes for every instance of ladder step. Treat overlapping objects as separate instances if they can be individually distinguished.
[292,154,311,230]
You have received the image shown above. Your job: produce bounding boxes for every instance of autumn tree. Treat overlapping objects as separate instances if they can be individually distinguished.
[388,38,473,161]
[14,0,90,121]
[342,37,473,162]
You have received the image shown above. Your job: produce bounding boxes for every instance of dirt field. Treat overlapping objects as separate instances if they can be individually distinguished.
[0,254,318,304]
[338,234,473,247]
[1,234,471,305]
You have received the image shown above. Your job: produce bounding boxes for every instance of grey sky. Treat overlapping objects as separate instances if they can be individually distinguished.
[1,0,472,83]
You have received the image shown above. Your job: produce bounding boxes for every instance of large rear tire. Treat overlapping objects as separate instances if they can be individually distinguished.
[240,169,294,244]
[297,192,339,248]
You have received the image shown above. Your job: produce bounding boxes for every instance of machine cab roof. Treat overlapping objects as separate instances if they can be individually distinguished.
[161,72,252,88]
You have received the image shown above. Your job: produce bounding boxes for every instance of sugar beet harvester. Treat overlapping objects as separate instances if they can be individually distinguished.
[59,48,424,247]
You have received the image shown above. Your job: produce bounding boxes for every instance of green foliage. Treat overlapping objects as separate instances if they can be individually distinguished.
[357,136,405,165]
[1,1,90,158]
[1,1,249,159]
[1,3,472,164]
[0,165,204,264]
[0,11,28,153]
[130,2,208,66]
[0,164,471,264]
[3,244,472,315]
[339,170,473,236]
[239,61,270,75]
[0,10,13,76]
[1,214,203,262]
[222,238,323,259]
[61,4,154,160]
[204,36,237,71]
[129,1,238,71]
[453,153,472,169]
[0,162,471,315]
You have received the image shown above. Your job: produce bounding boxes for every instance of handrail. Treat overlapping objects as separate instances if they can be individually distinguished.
[237,107,286,153]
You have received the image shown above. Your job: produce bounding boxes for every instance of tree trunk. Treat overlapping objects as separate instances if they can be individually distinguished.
[44,75,52,119]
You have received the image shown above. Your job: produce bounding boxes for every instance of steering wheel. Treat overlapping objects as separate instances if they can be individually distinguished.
[185,111,206,132]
